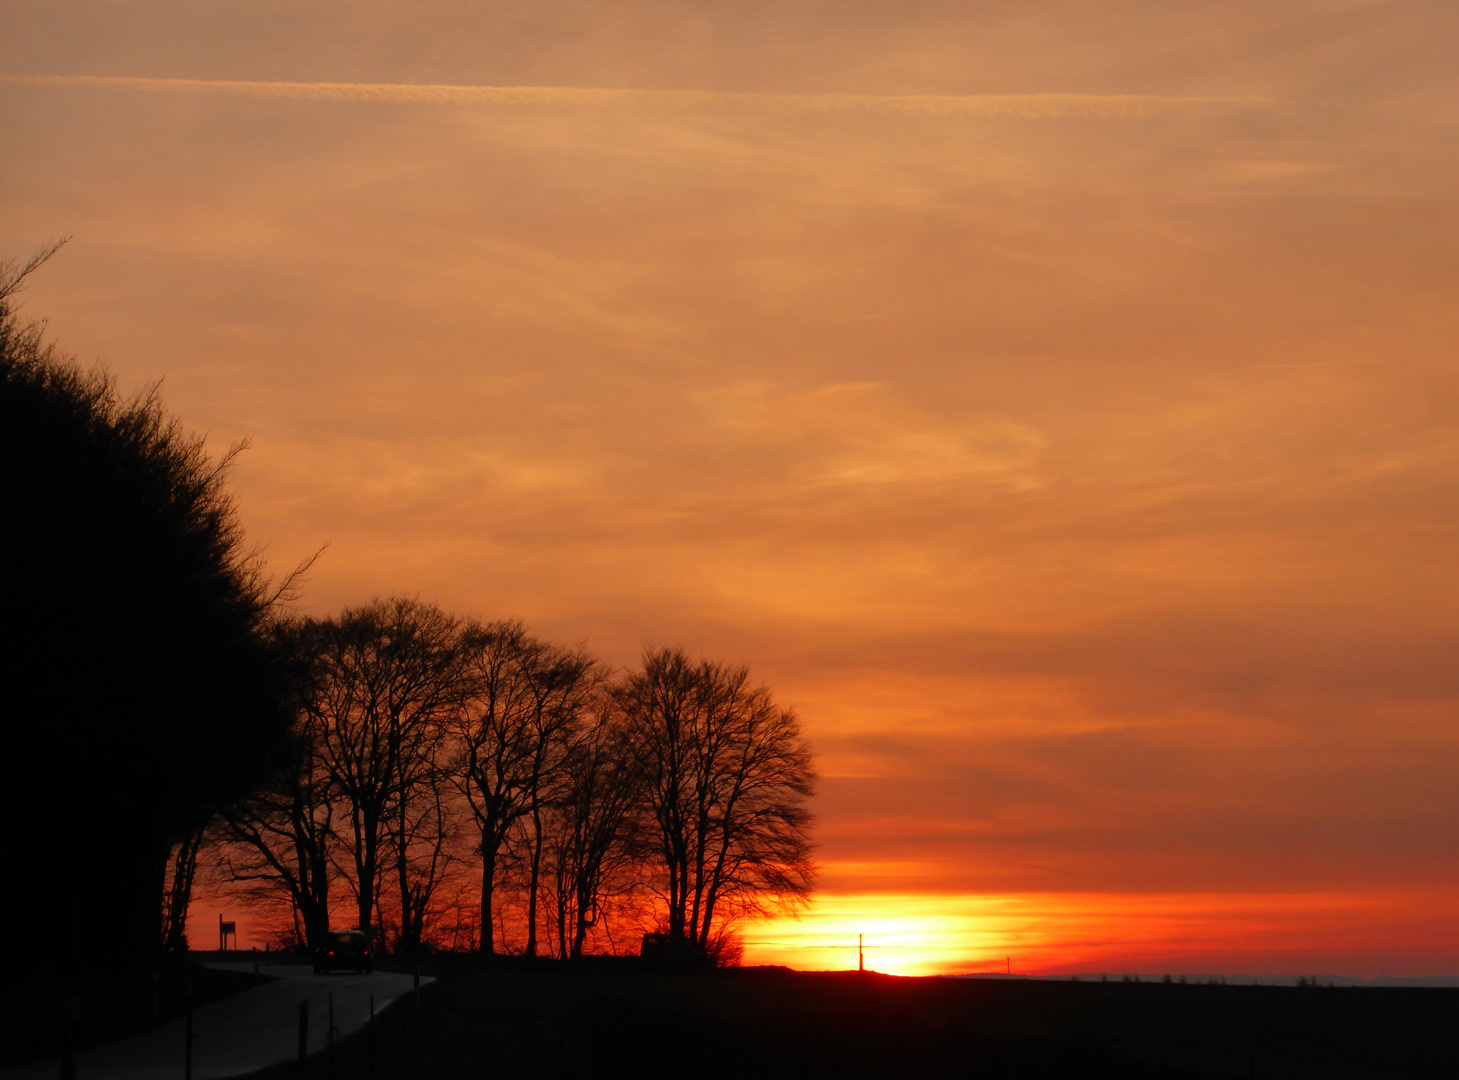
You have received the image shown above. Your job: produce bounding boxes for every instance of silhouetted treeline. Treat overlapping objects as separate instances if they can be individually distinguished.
[0,245,297,968]
[0,246,817,967]
[216,599,819,962]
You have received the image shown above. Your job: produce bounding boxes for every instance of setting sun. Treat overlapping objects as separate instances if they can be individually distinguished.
[746,889,1459,978]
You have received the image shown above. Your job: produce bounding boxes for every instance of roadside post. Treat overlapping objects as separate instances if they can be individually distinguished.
[297,1000,309,1062]
[183,977,194,1080]
[59,998,79,1080]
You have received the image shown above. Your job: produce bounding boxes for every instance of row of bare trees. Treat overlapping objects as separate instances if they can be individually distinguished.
[204,597,817,962]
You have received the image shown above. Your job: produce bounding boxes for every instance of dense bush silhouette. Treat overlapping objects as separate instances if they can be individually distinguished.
[0,248,293,966]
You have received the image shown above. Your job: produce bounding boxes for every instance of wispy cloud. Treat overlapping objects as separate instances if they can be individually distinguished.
[693,382,1048,489]
[1,75,1250,120]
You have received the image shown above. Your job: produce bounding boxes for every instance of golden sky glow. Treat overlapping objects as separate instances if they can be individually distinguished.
[745,888,1459,977]
[5,1,1459,973]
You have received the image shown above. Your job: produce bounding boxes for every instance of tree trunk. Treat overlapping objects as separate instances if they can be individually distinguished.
[571,868,594,960]
[525,804,543,957]
[395,799,414,953]
[305,843,331,947]
[478,841,497,955]
[162,829,203,954]
[555,860,569,960]
[356,811,378,945]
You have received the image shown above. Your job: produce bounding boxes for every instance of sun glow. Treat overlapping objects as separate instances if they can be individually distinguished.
[742,890,1459,978]
[742,893,1050,977]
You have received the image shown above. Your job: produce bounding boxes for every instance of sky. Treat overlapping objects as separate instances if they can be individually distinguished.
[4,1,1459,976]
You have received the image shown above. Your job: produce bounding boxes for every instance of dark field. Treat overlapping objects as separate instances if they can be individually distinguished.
[252,958,1458,1079]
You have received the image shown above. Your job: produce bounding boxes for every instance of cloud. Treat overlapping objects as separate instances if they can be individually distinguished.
[0,75,1249,120]
[691,381,1048,489]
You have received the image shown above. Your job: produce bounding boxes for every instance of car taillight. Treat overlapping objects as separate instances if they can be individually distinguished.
[328,950,335,956]
[363,950,370,956]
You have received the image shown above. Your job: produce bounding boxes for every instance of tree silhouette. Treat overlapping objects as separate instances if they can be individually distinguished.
[455,621,604,956]
[454,621,539,955]
[618,647,818,963]
[514,639,603,957]
[302,597,466,952]
[542,696,643,959]
[217,621,337,950]
[0,245,294,966]
[160,824,208,955]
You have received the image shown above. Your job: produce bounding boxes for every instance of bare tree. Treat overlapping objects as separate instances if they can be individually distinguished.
[306,597,466,951]
[454,621,540,955]
[618,647,817,961]
[543,697,644,959]
[215,622,337,949]
[160,825,207,954]
[454,622,603,956]
[390,761,461,952]
[517,641,604,956]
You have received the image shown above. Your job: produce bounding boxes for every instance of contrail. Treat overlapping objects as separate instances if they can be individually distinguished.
[0,75,1251,119]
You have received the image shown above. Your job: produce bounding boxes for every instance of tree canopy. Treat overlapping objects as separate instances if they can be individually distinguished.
[0,248,294,965]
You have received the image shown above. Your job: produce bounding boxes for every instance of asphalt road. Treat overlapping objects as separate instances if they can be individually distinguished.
[1,963,431,1080]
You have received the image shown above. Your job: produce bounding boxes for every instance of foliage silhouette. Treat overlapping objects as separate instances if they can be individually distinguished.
[300,597,466,954]
[0,245,296,966]
[454,621,606,957]
[217,620,338,950]
[540,694,643,960]
[617,646,818,959]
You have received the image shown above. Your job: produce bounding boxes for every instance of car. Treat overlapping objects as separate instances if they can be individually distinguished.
[313,929,373,974]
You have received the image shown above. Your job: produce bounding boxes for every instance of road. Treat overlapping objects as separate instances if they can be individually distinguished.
[1,963,432,1080]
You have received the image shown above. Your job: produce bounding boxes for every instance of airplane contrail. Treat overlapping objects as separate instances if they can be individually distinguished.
[0,75,1254,120]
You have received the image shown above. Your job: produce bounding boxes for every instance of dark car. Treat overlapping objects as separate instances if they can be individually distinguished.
[314,929,373,974]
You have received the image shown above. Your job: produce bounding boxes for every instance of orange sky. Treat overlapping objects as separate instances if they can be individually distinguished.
[5,1,1459,975]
